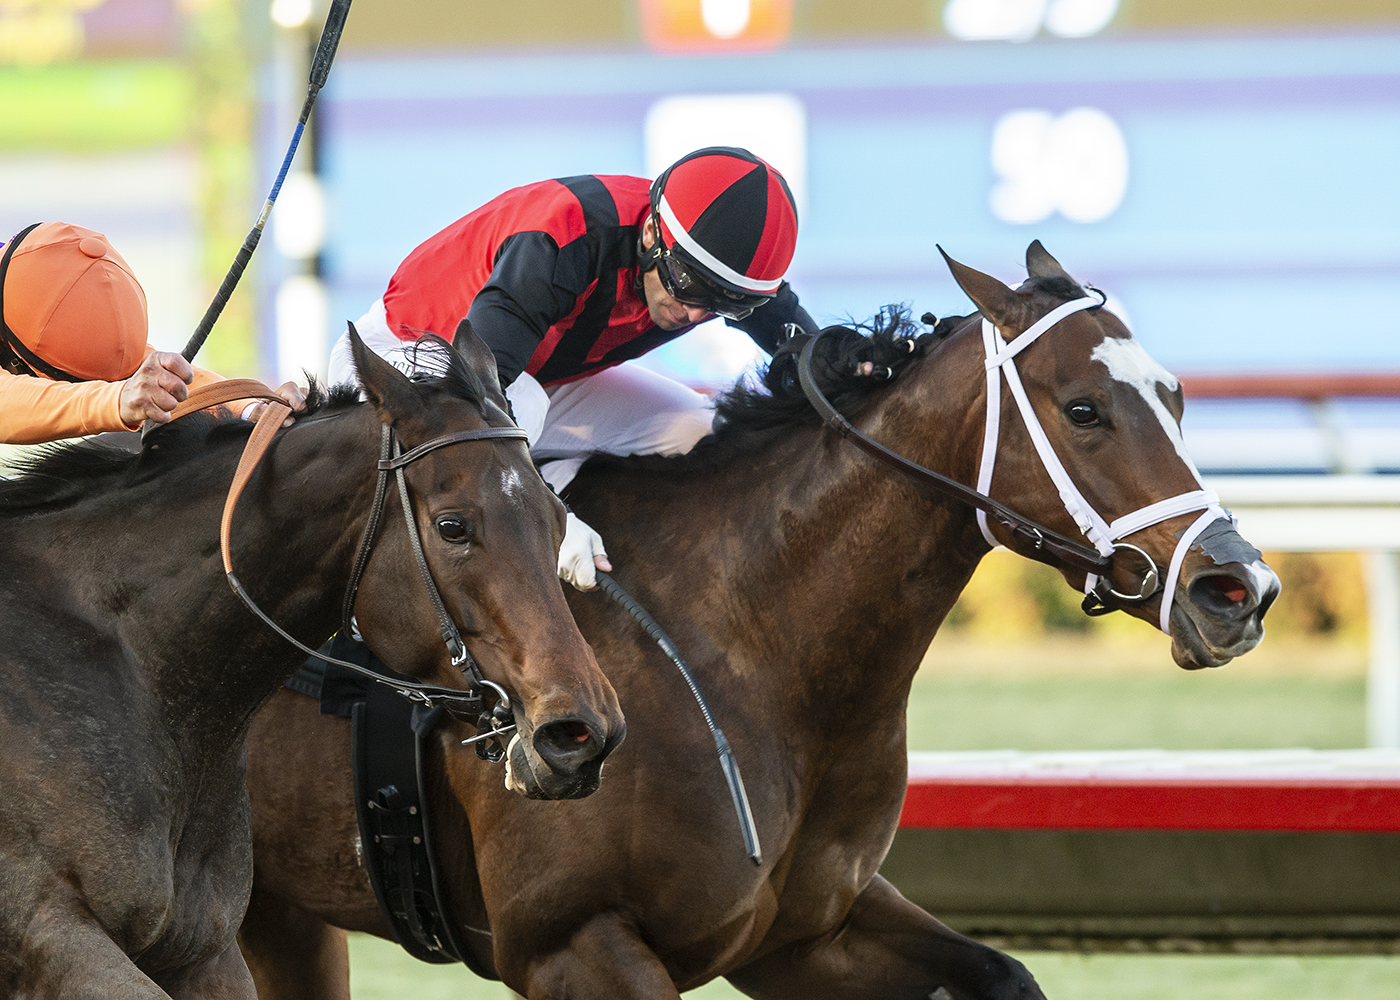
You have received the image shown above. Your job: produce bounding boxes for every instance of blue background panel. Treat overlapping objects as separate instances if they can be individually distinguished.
[303,32,1400,382]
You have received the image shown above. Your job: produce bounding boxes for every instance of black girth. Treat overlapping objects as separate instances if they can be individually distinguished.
[286,635,497,977]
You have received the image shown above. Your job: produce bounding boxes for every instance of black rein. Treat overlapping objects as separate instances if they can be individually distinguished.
[796,328,1113,578]
[227,419,529,755]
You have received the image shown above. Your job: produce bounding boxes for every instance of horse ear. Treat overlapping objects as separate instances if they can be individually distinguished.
[938,246,1021,329]
[1025,240,1074,282]
[451,318,505,399]
[348,322,423,422]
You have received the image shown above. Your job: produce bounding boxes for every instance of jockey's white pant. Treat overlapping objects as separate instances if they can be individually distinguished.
[328,299,715,491]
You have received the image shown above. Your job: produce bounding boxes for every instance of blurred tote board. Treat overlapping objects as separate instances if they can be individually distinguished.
[328,0,1400,49]
[313,32,1400,389]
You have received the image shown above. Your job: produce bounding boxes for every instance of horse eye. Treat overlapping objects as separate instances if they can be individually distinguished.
[1066,400,1099,426]
[436,517,474,543]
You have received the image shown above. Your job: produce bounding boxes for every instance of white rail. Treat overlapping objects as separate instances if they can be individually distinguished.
[1209,475,1400,748]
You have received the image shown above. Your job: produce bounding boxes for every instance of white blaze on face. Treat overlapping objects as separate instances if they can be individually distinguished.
[1090,335,1204,486]
[500,466,526,506]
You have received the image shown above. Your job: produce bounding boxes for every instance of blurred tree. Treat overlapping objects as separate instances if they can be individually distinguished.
[1262,552,1367,642]
[183,0,259,377]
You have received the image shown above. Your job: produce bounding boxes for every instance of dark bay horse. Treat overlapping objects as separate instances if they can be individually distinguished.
[239,244,1280,999]
[0,326,622,998]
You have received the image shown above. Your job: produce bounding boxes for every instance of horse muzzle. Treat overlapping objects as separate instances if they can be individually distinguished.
[503,714,624,800]
[1168,548,1281,670]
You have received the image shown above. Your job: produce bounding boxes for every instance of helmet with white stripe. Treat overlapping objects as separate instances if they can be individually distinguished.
[644,147,798,320]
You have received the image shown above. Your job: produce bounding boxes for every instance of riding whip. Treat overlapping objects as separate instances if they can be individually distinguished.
[182,0,353,363]
[595,572,762,866]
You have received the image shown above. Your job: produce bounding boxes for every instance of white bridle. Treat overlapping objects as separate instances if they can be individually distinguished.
[974,294,1232,634]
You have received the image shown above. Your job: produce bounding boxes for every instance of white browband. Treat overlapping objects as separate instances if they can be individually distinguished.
[973,294,1231,635]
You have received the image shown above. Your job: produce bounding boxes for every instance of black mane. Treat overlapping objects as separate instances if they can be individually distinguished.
[396,335,496,414]
[0,334,488,516]
[702,278,1090,452]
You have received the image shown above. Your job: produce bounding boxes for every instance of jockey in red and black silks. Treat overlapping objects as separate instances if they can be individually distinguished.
[329,147,817,591]
[377,148,814,387]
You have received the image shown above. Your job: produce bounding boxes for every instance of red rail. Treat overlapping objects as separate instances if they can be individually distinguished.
[900,754,1400,833]
[1177,373,1400,401]
[900,780,1400,832]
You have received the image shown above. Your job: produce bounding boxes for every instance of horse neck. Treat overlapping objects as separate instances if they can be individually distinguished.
[46,411,380,743]
[593,336,992,721]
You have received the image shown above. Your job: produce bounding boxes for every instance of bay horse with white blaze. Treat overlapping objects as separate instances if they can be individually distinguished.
[0,326,622,998]
[239,243,1279,999]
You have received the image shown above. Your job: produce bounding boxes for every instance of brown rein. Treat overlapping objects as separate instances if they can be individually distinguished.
[168,380,527,751]
[161,378,296,574]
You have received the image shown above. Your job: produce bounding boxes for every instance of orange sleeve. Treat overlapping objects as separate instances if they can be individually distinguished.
[0,367,131,444]
[0,345,229,446]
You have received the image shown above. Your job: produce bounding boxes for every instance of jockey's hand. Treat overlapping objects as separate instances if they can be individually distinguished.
[120,351,193,426]
[558,511,611,591]
[242,382,308,428]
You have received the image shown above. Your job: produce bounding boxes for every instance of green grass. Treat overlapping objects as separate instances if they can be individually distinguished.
[1017,952,1400,999]
[348,933,1400,998]
[906,672,1366,751]
[910,634,1367,751]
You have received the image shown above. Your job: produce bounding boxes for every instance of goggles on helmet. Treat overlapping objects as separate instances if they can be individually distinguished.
[652,244,772,322]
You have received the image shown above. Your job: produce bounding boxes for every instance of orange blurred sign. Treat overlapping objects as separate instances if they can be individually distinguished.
[638,0,793,53]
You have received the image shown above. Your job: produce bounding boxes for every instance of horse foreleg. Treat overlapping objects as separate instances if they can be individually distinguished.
[160,937,256,1000]
[237,888,349,1000]
[16,905,171,1000]
[727,876,1046,1000]
[516,913,682,1000]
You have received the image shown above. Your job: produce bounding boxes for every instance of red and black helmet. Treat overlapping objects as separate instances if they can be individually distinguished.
[645,147,798,321]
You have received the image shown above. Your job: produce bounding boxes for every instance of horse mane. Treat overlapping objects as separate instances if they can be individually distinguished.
[0,335,488,516]
[572,307,939,485]
[397,335,497,413]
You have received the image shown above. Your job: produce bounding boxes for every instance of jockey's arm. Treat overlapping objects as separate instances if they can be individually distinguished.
[465,231,580,388]
[0,365,133,444]
[0,347,276,445]
[0,348,305,446]
[724,281,818,354]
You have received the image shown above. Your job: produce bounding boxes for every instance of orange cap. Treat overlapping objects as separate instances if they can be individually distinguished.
[0,222,148,382]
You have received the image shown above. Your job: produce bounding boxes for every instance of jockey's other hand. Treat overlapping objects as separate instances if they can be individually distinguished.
[120,351,193,427]
[242,382,309,428]
[559,511,611,591]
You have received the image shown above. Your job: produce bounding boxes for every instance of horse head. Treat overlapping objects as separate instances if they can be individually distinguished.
[347,322,625,797]
[939,241,1279,669]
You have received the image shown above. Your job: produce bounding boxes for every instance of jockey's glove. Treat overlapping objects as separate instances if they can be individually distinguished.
[558,511,610,591]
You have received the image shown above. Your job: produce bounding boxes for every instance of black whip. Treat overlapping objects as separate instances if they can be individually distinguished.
[182,0,353,363]
[595,572,762,866]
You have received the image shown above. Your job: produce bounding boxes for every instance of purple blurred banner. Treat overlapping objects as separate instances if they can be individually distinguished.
[82,0,180,58]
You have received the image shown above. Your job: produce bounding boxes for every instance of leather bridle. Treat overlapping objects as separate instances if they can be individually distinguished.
[796,297,1231,630]
[170,380,528,759]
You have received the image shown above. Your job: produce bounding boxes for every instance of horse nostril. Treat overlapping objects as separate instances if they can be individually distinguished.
[1209,575,1249,604]
[532,718,601,773]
